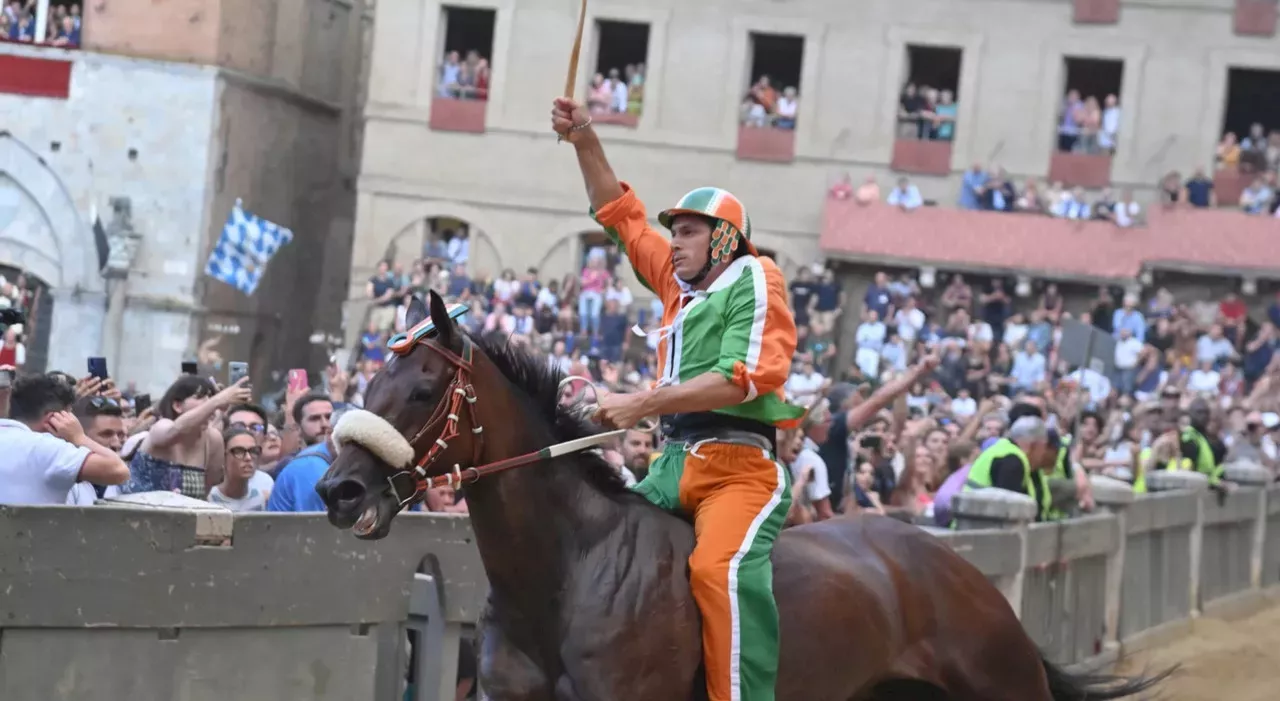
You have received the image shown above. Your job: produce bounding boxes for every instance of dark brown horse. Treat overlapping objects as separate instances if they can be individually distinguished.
[317,292,1167,701]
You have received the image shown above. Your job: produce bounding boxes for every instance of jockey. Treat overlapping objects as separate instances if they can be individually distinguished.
[553,97,803,701]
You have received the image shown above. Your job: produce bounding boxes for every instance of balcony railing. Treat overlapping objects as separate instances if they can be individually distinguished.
[736,126,796,163]
[429,97,487,133]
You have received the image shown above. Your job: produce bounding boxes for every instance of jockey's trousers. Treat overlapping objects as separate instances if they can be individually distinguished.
[635,440,791,701]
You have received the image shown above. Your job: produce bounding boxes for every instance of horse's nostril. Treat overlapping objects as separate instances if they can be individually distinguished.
[330,479,367,505]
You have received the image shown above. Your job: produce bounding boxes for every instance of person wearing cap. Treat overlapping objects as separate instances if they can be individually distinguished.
[961,416,1055,521]
[1225,411,1279,474]
[552,96,803,701]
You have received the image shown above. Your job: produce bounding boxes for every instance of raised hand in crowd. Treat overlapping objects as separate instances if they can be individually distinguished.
[326,364,350,403]
[74,375,103,399]
[214,376,254,408]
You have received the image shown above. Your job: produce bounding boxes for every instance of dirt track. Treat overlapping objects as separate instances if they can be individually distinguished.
[1117,603,1280,701]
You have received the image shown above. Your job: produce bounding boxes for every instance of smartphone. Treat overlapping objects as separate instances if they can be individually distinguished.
[860,435,883,452]
[87,356,109,380]
[287,368,309,393]
[181,361,198,376]
[228,361,250,386]
[135,393,152,413]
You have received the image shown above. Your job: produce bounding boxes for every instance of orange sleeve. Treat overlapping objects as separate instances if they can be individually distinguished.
[715,256,796,402]
[591,183,678,305]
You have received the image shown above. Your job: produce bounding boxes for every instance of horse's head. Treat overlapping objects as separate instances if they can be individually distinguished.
[316,290,484,539]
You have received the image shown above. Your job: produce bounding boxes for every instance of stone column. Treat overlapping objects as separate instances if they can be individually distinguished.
[952,489,1038,614]
[1224,462,1272,589]
[1090,474,1135,653]
[1147,471,1209,616]
[100,197,142,368]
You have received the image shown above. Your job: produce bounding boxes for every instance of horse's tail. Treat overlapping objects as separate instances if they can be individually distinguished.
[1040,654,1176,701]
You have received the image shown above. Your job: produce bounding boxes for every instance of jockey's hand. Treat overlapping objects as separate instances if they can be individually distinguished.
[592,391,649,430]
[551,97,592,143]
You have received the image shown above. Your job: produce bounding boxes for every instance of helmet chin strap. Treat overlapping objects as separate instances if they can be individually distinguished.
[679,255,715,288]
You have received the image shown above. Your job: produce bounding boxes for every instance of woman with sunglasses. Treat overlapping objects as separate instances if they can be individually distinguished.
[208,427,273,511]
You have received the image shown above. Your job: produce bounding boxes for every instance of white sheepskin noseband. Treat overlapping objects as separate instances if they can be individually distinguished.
[332,409,416,469]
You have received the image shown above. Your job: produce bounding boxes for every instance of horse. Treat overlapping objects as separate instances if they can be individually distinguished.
[316,291,1169,701]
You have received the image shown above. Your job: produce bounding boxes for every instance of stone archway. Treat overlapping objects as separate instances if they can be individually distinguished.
[0,134,104,373]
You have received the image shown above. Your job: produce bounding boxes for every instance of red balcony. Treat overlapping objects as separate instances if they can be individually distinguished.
[0,54,72,99]
[1073,0,1120,24]
[890,139,953,177]
[593,112,640,129]
[736,126,796,163]
[429,97,487,133]
[1215,167,1254,207]
[1234,0,1278,36]
[1048,152,1113,189]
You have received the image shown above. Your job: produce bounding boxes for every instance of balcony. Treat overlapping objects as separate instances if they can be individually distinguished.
[1073,0,1120,24]
[736,126,795,163]
[1234,0,1278,36]
[1048,152,1113,189]
[1214,167,1255,207]
[891,139,953,177]
[429,98,487,134]
[819,200,1280,281]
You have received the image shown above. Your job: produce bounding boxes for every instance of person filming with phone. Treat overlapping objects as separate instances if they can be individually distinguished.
[120,374,252,499]
[0,374,129,505]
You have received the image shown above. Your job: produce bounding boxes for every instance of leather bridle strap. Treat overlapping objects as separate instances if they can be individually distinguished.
[423,428,627,490]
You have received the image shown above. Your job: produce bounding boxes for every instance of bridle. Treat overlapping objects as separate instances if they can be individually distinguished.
[379,315,634,509]
[383,331,486,508]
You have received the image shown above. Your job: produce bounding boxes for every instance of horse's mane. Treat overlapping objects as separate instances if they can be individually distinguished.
[469,331,639,500]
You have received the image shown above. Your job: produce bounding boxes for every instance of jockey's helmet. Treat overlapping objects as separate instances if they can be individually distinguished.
[658,187,757,266]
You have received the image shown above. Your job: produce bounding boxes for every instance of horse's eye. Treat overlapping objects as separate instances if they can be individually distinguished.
[408,387,435,403]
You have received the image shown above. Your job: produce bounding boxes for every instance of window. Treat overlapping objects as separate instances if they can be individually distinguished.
[1221,67,1280,171]
[742,33,805,131]
[898,46,963,142]
[437,7,496,101]
[1057,57,1124,155]
[7,0,83,47]
[590,20,649,123]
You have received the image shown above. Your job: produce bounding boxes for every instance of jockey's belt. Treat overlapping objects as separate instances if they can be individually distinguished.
[661,412,777,453]
[668,428,774,455]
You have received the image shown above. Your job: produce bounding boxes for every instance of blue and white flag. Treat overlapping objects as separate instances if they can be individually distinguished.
[204,200,294,296]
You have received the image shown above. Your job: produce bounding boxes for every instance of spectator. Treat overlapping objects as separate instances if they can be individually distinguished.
[608,68,628,113]
[208,426,272,511]
[1114,327,1144,396]
[121,376,246,498]
[578,256,609,336]
[0,374,128,505]
[268,398,340,512]
[588,73,612,114]
[811,268,844,338]
[887,177,923,211]
[1241,175,1275,215]
[854,175,881,205]
[0,326,24,370]
[367,261,399,330]
[65,395,128,504]
[1113,189,1143,227]
[931,90,957,141]
[786,359,827,407]
[438,51,462,97]
[828,174,854,201]
[791,399,835,521]
[1217,132,1241,169]
[1057,90,1083,152]
[1112,294,1145,342]
[775,87,799,129]
[958,163,988,211]
[1011,340,1047,392]
[854,310,887,379]
[898,83,925,138]
[1099,94,1120,153]
[1076,96,1102,154]
[1184,168,1216,208]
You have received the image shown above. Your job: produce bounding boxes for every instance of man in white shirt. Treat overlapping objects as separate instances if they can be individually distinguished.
[0,374,129,505]
[785,359,827,406]
[855,310,887,379]
[1113,326,1144,395]
[790,399,834,521]
[894,296,925,344]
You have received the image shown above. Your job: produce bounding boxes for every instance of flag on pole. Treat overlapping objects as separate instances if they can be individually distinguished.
[204,200,293,296]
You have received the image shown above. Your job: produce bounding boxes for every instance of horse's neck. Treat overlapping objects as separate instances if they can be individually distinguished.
[464,375,622,605]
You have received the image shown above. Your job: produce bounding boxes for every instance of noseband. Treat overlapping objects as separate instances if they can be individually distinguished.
[384,335,486,508]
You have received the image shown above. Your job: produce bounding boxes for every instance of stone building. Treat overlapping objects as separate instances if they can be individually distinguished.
[350,0,1280,346]
[0,0,372,393]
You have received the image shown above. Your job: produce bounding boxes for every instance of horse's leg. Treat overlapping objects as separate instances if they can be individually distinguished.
[476,618,555,701]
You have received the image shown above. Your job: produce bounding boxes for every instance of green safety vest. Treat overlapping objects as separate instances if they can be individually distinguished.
[1175,427,1222,485]
[1135,447,1191,494]
[964,438,1052,522]
[1050,435,1073,481]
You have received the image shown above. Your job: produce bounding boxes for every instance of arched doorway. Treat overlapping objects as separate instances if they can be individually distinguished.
[382,215,502,278]
[0,134,104,375]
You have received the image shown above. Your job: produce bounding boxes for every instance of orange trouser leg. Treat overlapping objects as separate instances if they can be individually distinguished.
[677,442,791,701]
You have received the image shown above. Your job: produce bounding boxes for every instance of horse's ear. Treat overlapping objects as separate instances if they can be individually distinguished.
[427,290,458,348]
[404,295,429,330]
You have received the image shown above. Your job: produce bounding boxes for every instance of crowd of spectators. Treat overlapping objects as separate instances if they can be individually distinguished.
[587,63,645,117]
[1057,90,1122,155]
[1,0,81,47]
[0,271,39,371]
[897,82,958,141]
[778,266,1280,527]
[741,75,800,130]
[437,49,491,100]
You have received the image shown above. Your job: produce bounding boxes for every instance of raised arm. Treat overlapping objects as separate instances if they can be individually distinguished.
[552,97,675,298]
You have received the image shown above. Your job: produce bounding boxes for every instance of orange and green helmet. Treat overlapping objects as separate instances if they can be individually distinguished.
[657,187,756,265]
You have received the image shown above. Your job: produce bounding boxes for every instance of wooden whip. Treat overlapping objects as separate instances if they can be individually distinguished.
[564,0,587,99]
[558,0,587,143]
